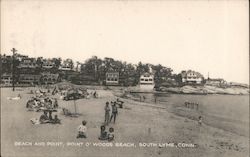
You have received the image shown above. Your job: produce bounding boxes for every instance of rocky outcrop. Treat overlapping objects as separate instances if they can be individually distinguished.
[159,85,249,95]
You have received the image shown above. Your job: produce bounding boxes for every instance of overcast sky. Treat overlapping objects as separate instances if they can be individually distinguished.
[1,0,249,84]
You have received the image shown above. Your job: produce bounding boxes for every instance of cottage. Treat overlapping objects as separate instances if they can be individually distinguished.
[181,70,204,84]
[140,73,154,85]
[1,73,12,86]
[41,72,59,84]
[59,59,73,71]
[42,59,55,69]
[139,73,155,91]
[106,72,119,85]
[18,74,41,85]
[18,58,37,69]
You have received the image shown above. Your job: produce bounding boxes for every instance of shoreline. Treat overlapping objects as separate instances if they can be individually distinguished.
[1,87,249,157]
[1,84,249,95]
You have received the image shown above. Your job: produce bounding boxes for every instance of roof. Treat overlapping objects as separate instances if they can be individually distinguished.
[181,70,204,78]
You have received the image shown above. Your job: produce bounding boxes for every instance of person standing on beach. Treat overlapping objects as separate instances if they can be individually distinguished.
[198,116,202,126]
[110,103,118,123]
[104,102,111,125]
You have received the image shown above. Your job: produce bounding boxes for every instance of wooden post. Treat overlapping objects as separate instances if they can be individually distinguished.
[11,48,17,91]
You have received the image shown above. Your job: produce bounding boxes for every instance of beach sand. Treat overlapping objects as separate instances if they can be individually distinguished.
[1,87,249,157]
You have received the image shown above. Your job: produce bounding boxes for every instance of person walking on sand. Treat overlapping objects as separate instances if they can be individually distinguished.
[198,116,202,126]
[110,103,118,123]
[104,102,111,125]
[77,120,87,138]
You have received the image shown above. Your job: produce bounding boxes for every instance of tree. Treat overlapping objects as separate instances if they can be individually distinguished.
[53,57,62,68]
[152,64,173,84]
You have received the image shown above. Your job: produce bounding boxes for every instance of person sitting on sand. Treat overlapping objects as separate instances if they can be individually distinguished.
[93,91,97,98]
[51,115,61,124]
[110,103,118,123]
[53,99,58,108]
[98,125,108,140]
[77,120,87,138]
[108,127,114,141]
[39,111,50,123]
[104,102,110,125]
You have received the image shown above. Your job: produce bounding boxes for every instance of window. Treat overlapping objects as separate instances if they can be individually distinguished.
[149,79,153,81]
[141,79,144,81]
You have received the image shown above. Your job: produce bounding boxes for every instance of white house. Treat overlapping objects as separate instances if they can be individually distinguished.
[42,59,55,69]
[181,70,204,84]
[59,59,73,71]
[1,73,12,86]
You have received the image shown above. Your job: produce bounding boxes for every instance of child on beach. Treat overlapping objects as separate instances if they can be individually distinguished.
[108,127,114,141]
[98,125,108,140]
[77,120,87,138]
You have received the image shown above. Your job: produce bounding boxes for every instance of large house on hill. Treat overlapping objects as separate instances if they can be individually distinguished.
[40,72,59,84]
[181,70,204,84]
[18,58,37,69]
[18,74,41,85]
[42,59,56,69]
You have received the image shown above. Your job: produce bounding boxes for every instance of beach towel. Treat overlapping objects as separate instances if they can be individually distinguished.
[7,96,21,100]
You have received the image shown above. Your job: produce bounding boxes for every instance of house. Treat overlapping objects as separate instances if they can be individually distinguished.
[59,59,73,71]
[181,70,204,84]
[18,74,41,85]
[1,73,12,86]
[106,72,119,85]
[139,73,154,85]
[139,73,155,91]
[205,78,227,87]
[40,72,59,84]
[18,58,37,69]
[42,59,55,69]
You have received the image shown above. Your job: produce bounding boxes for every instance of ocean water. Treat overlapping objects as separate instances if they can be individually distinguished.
[133,93,249,136]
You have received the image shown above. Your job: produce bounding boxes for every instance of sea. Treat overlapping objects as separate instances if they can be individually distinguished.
[132,93,249,136]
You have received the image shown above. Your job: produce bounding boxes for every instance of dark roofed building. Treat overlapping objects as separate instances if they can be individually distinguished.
[106,72,119,85]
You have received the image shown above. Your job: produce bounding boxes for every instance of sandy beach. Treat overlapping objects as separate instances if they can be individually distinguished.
[1,87,249,157]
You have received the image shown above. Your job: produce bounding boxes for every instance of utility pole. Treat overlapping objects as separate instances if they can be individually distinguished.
[11,48,17,91]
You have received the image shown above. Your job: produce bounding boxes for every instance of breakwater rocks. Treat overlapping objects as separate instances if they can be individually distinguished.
[158,85,249,95]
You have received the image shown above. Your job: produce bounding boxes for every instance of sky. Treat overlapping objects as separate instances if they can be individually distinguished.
[1,0,249,84]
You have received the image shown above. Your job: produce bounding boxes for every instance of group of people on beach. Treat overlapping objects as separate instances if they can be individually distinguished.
[76,120,114,141]
[104,98,124,125]
[184,101,203,126]
[184,101,199,110]
[76,98,124,141]
[28,87,61,125]
[27,97,58,111]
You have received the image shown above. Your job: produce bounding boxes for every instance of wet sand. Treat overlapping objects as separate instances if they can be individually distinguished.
[1,87,249,157]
